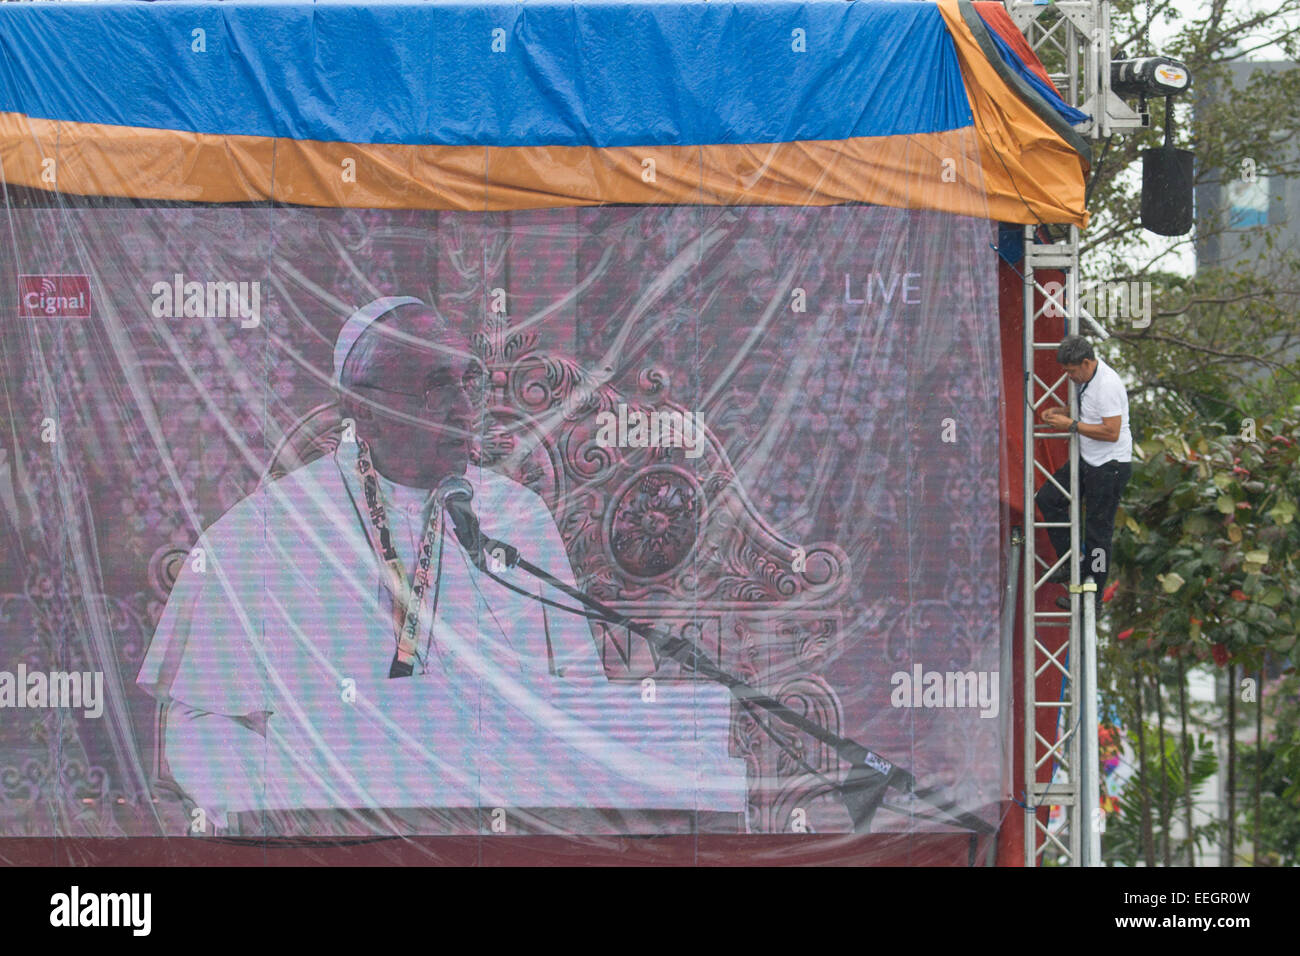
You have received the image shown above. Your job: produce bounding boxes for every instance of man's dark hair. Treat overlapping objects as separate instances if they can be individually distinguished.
[1057,334,1095,366]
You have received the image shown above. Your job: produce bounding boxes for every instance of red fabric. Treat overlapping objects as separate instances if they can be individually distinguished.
[994,251,1072,864]
[974,1,1058,91]
[998,256,1068,516]
[0,834,991,866]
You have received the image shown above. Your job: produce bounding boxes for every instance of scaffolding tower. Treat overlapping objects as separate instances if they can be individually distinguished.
[1005,0,1142,866]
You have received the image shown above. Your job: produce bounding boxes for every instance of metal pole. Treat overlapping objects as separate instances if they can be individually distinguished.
[1080,574,1102,865]
[1066,227,1083,866]
[1022,224,1037,867]
[1004,527,1023,802]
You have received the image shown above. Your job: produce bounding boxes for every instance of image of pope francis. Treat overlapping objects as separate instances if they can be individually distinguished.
[136,297,746,833]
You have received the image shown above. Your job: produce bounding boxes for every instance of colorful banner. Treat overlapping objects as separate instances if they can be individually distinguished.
[0,0,1088,223]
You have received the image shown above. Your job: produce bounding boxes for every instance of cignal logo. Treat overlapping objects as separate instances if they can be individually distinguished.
[18,274,92,318]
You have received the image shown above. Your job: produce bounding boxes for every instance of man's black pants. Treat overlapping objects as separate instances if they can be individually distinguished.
[1034,459,1132,594]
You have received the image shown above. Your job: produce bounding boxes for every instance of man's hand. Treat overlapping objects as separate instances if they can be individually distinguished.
[1041,407,1071,429]
[1040,407,1123,442]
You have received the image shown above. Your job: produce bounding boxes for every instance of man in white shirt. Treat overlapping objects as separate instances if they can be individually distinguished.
[1035,335,1133,608]
[136,297,747,832]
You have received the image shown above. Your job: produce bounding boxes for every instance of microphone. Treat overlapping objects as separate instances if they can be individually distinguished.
[434,475,474,508]
[432,485,985,836]
[434,476,518,571]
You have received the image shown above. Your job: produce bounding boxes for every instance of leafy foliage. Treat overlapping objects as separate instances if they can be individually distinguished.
[1103,726,1219,866]
[1241,673,1300,865]
[1108,413,1300,670]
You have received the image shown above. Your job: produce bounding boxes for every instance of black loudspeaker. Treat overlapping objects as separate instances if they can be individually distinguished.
[1141,148,1194,236]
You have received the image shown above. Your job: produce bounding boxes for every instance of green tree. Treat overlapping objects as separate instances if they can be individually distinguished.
[1079,1,1300,429]
[1103,413,1299,862]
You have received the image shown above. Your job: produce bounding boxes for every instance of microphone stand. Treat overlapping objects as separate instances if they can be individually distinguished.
[454,525,995,839]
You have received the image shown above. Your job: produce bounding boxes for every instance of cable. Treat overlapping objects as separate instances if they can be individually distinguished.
[479,562,624,625]
[492,554,994,835]
[734,696,841,794]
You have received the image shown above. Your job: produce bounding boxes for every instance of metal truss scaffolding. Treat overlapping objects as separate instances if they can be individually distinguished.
[1005,0,1142,866]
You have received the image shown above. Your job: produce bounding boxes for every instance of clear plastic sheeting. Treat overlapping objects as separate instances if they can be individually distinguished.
[2,185,1009,853]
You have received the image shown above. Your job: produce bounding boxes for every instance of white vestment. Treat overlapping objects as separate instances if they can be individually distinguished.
[137,448,748,829]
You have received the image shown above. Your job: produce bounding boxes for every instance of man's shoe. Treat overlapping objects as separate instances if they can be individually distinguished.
[1046,567,1071,584]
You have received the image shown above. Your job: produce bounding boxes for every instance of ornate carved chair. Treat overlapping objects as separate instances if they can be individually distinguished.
[151,317,850,833]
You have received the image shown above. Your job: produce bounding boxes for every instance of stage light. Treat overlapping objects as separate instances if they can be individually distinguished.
[1111,57,1191,98]
[1109,55,1195,237]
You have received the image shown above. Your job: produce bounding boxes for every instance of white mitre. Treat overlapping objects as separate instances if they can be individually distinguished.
[331,296,425,388]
